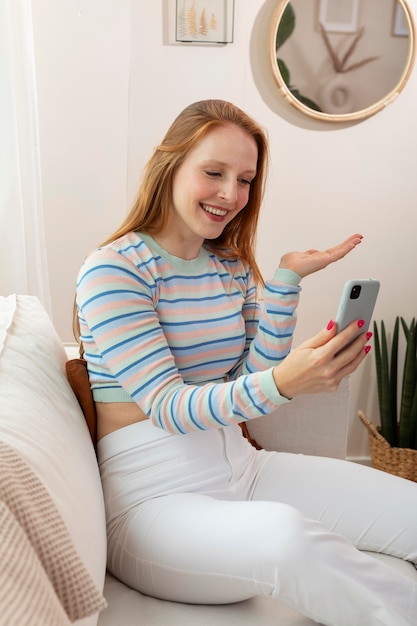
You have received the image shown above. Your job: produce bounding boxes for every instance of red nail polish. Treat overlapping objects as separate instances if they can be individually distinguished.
[365,345,372,355]
[366,332,373,341]
[358,320,365,328]
[327,320,334,330]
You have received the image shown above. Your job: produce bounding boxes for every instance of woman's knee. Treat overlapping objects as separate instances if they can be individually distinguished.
[250,502,309,569]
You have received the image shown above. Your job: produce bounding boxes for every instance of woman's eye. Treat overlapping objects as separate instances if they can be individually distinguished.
[205,171,252,185]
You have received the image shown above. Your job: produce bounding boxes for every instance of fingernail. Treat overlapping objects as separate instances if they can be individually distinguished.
[358,320,365,328]
[327,320,334,330]
[365,345,372,355]
[366,331,373,341]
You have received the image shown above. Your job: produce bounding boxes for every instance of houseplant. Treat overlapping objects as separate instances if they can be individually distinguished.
[358,317,417,481]
[275,3,321,112]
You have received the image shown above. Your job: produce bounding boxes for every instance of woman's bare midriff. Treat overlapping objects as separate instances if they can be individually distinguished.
[96,402,148,441]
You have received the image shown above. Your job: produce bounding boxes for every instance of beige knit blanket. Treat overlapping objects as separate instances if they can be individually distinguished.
[0,440,107,625]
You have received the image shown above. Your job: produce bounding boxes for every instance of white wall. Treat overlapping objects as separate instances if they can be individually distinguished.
[31,0,131,337]
[32,0,417,457]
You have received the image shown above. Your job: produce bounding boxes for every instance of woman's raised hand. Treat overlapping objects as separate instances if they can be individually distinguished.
[279,234,363,278]
[272,318,371,400]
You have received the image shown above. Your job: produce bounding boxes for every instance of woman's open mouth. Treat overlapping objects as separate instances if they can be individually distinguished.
[201,203,228,217]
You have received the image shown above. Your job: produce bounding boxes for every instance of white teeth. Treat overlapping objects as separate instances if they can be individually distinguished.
[201,204,227,216]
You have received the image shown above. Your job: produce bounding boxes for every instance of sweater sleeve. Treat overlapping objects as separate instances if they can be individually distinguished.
[76,247,301,435]
[228,267,301,379]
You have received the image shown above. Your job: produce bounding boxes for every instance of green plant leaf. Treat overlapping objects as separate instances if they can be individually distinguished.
[275,3,322,114]
[277,59,291,86]
[412,385,417,449]
[389,317,399,441]
[401,316,410,341]
[399,318,417,448]
[289,89,323,112]
[276,3,295,50]
[374,320,396,445]
[373,320,383,414]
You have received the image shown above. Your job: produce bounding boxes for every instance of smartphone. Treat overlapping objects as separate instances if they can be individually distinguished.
[335,279,380,342]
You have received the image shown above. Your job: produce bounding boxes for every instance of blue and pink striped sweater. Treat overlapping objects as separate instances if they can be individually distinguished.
[76,231,301,435]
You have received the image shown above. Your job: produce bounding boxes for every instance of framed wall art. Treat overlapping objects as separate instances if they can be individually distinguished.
[175,0,234,44]
[393,1,409,36]
[319,0,360,33]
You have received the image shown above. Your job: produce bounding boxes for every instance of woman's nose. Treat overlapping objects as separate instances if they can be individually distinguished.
[218,178,237,202]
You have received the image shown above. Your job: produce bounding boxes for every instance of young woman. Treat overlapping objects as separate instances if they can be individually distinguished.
[75,99,417,625]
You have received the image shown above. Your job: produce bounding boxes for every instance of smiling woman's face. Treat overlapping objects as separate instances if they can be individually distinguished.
[157,123,258,259]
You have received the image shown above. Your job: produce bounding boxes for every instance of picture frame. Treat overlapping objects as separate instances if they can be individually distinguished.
[175,0,234,44]
[318,0,360,34]
[393,1,409,37]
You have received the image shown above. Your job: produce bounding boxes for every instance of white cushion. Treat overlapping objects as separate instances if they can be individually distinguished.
[99,554,417,626]
[246,377,350,459]
[0,295,107,626]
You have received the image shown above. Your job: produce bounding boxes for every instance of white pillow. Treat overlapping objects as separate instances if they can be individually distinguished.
[0,295,107,626]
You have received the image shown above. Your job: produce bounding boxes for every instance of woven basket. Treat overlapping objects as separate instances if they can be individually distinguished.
[358,410,417,482]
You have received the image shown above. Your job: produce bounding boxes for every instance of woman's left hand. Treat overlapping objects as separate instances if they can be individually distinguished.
[279,233,363,278]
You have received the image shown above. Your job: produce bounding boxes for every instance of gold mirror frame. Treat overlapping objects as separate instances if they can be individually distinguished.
[269,0,416,122]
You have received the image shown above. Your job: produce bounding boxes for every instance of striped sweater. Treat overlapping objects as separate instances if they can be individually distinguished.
[76,231,302,435]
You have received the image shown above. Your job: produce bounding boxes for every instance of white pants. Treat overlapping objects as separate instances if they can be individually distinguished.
[98,420,417,626]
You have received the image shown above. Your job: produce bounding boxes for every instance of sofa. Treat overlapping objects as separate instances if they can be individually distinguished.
[1,294,416,626]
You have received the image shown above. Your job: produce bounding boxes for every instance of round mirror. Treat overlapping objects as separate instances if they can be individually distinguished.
[270,0,416,122]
